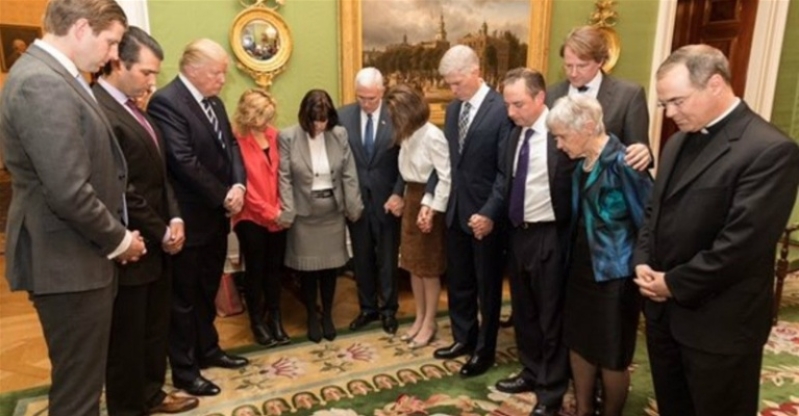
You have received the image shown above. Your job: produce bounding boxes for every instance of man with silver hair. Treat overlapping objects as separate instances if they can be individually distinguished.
[634,44,799,416]
[148,38,249,397]
[338,67,403,334]
[430,45,512,378]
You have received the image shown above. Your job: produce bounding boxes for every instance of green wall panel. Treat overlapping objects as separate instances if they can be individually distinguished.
[148,0,339,128]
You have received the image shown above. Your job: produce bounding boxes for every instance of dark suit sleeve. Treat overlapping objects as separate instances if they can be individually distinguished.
[147,94,229,208]
[664,140,799,307]
[478,117,513,221]
[614,153,653,229]
[620,85,650,148]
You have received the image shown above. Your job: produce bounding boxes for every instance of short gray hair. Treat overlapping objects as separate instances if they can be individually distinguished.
[656,44,731,88]
[355,67,384,90]
[547,95,605,136]
[438,44,479,76]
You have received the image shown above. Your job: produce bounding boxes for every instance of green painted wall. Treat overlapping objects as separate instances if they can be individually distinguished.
[771,0,799,226]
[148,0,339,128]
[546,0,658,95]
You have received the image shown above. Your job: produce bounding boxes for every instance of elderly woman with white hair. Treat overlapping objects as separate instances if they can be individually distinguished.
[547,95,653,416]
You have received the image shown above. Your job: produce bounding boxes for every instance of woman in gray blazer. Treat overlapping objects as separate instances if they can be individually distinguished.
[277,89,363,342]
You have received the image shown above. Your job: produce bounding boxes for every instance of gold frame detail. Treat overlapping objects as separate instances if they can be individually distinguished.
[338,0,552,104]
[230,4,293,89]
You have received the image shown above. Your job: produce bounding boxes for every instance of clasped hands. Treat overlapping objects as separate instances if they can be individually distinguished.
[383,195,404,218]
[224,186,245,216]
[633,264,672,302]
[468,214,493,240]
[162,221,185,255]
[117,230,146,265]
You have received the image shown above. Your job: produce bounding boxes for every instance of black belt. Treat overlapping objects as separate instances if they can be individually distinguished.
[516,221,555,229]
[311,189,334,199]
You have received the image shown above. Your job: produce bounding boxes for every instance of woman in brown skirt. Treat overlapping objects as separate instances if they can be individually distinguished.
[384,85,451,349]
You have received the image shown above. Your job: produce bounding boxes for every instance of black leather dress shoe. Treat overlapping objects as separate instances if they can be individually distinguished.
[382,314,398,334]
[433,342,473,359]
[531,403,560,416]
[173,376,220,396]
[349,312,379,331]
[495,375,534,393]
[199,352,249,369]
[459,354,494,377]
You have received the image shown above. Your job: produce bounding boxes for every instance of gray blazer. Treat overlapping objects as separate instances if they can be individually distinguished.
[277,125,363,226]
[0,44,128,294]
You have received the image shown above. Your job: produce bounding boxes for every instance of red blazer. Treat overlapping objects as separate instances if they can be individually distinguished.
[232,126,282,231]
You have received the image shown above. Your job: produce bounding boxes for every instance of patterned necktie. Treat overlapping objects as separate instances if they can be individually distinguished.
[124,100,158,150]
[509,128,535,227]
[201,98,226,149]
[364,113,375,158]
[458,102,472,154]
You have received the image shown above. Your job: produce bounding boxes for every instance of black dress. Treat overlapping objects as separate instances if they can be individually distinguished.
[563,171,641,370]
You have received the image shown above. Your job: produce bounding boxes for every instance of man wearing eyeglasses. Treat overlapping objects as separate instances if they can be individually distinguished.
[546,25,651,170]
[634,44,799,416]
[339,67,403,335]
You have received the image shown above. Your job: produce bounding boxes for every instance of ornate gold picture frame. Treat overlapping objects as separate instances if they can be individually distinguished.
[339,0,552,120]
[230,3,293,88]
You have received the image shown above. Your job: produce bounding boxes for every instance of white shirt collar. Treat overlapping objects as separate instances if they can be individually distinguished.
[569,71,603,96]
[360,102,382,120]
[34,39,80,79]
[178,73,206,104]
[97,77,129,105]
[530,107,550,136]
[466,82,491,110]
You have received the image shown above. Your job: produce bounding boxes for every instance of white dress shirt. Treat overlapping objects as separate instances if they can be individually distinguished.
[359,102,382,145]
[461,82,491,130]
[512,108,555,222]
[568,71,603,98]
[398,122,451,212]
[308,132,334,190]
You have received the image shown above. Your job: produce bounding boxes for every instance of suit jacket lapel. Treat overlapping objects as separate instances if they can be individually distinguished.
[369,106,392,165]
[296,128,313,173]
[174,79,226,152]
[596,75,615,112]
[345,111,367,164]
[665,131,730,200]
[324,130,342,172]
[546,132,559,187]
[95,85,163,162]
[459,92,495,160]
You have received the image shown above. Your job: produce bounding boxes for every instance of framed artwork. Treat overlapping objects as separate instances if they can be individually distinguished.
[0,24,42,72]
[339,0,552,123]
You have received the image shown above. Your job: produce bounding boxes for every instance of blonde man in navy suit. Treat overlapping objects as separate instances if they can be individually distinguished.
[94,26,198,414]
[0,1,146,414]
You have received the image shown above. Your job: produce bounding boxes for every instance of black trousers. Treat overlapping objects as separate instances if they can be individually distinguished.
[348,205,400,317]
[445,224,504,358]
[105,273,172,415]
[507,223,569,408]
[32,283,115,416]
[234,221,287,322]
[168,234,227,383]
[646,308,763,416]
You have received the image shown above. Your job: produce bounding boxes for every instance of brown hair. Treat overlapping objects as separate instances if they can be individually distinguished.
[43,0,127,36]
[502,67,546,98]
[384,84,429,145]
[298,89,338,135]
[233,89,277,135]
[559,26,608,64]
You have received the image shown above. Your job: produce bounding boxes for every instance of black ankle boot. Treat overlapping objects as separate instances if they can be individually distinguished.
[251,323,277,347]
[322,314,336,341]
[307,311,322,343]
[267,310,291,345]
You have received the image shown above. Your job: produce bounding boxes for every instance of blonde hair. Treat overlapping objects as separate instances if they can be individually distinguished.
[233,89,277,135]
[179,38,227,71]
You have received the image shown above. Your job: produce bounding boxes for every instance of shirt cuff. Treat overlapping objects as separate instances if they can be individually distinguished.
[233,183,246,192]
[163,218,184,243]
[107,230,133,259]
[422,193,447,213]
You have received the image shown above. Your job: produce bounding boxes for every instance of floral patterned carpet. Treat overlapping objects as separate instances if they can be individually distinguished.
[2,273,799,416]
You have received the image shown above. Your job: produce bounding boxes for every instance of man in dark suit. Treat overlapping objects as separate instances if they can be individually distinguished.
[339,67,403,334]
[634,44,799,416]
[148,38,249,397]
[496,68,574,416]
[431,45,512,378]
[94,27,198,414]
[0,1,146,414]
[546,25,650,170]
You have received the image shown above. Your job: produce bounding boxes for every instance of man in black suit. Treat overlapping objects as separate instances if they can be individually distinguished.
[431,45,512,378]
[148,38,249,397]
[634,44,799,416]
[0,2,146,414]
[338,67,403,334]
[496,68,573,416]
[546,25,650,170]
[94,27,198,414]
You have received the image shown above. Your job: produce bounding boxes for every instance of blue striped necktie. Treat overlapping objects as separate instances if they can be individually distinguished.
[201,98,226,149]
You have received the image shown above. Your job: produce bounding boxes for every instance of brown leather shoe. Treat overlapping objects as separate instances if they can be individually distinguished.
[149,392,199,414]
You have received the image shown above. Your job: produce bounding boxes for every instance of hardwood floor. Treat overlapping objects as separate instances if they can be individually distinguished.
[0,254,510,394]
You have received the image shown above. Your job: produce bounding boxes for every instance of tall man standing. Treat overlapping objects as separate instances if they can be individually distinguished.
[0,1,146,414]
[94,27,198,414]
[547,26,651,170]
[634,45,799,416]
[339,67,403,334]
[432,45,512,377]
[148,38,249,397]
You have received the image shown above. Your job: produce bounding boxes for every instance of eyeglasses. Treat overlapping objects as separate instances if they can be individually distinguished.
[657,91,696,110]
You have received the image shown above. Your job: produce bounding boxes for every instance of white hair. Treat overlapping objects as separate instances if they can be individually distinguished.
[547,95,605,136]
[438,44,479,76]
[355,67,384,90]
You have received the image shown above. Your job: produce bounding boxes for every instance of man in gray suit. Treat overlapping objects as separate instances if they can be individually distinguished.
[546,25,651,169]
[338,67,404,334]
[0,1,146,415]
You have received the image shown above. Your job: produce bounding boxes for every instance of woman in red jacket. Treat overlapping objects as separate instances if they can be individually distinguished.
[232,89,289,347]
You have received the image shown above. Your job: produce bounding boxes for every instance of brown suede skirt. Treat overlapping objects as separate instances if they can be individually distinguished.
[399,182,446,277]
